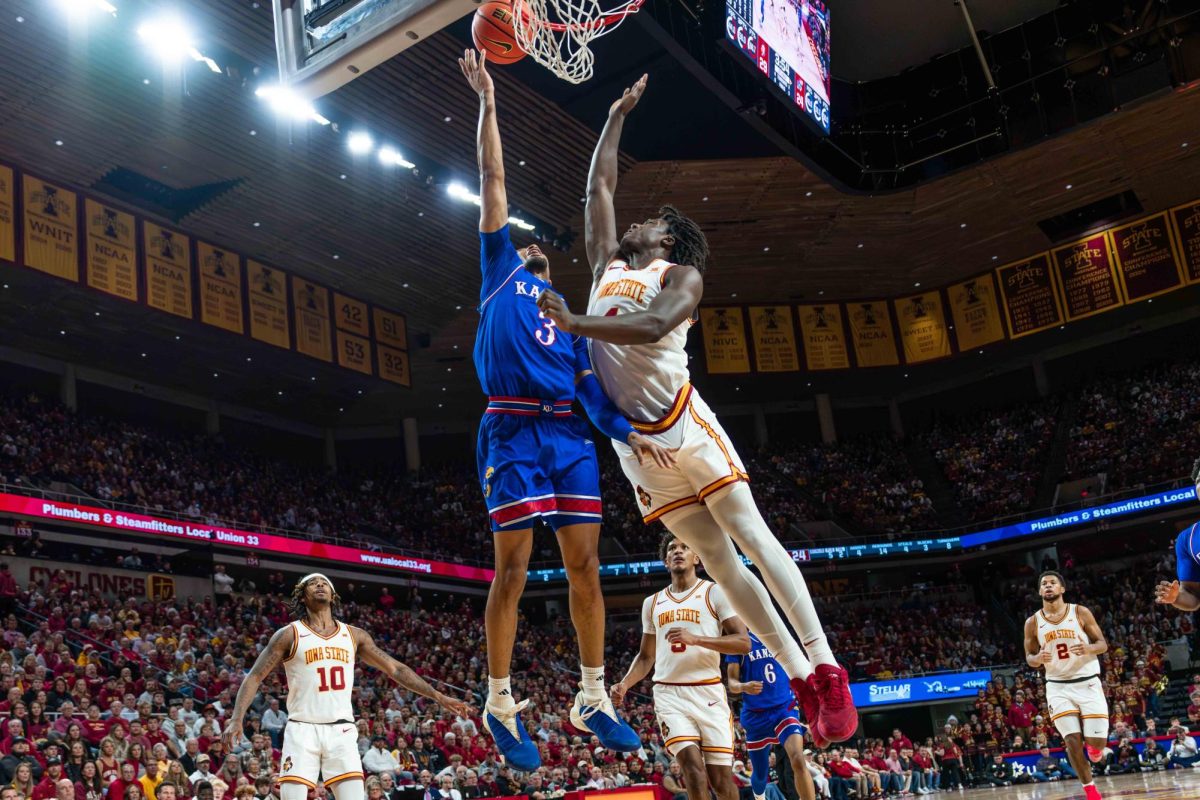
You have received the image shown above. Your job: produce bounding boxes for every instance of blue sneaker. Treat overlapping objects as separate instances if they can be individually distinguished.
[483,699,541,771]
[569,687,641,752]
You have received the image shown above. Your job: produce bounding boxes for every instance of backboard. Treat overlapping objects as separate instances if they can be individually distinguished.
[274,0,480,97]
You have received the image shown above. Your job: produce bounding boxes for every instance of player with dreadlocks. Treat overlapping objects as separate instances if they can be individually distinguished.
[537,74,859,748]
[223,574,472,800]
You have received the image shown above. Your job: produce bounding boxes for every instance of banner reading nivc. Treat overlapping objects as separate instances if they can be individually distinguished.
[851,671,992,708]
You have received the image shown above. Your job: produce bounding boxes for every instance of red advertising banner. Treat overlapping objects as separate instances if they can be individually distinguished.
[0,493,493,583]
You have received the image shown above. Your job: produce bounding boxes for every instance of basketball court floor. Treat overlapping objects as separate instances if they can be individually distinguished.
[955,770,1200,800]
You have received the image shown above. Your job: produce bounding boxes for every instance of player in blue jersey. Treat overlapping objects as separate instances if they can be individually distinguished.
[459,50,673,771]
[1154,459,1200,612]
[726,633,815,800]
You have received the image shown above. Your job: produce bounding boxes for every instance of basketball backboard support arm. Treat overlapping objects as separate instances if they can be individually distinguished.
[274,0,481,98]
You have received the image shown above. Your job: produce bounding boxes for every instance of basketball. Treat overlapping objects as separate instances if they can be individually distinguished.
[473,1,526,65]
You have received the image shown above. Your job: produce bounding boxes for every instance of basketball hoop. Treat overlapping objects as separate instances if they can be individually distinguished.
[511,0,645,83]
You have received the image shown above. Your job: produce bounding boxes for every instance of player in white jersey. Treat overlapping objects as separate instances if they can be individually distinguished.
[612,535,749,800]
[1023,571,1108,800]
[536,74,857,747]
[224,574,471,800]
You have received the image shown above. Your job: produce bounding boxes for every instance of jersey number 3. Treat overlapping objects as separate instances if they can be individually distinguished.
[317,666,346,692]
[535,312,557,347]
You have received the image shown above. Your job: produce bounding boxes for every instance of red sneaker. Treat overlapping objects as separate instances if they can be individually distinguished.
[813,663,859,743]
[789,676,828,749]
[1083,784,1102,800]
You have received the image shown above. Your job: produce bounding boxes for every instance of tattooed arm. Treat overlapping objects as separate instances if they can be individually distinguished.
[223,625,294,751]
[351,626,474,718]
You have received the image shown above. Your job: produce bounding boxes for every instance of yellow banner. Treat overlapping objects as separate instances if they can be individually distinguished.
[197,241,244,334]
[246,260,290,348]
[293,280,332,362]
[337,330,373,375]
[995,253,1063,338]
[946,274,1005,350]
[22,175,78,281]
[0,165,14,263]
[894,291,951,364]
[373,308,408,350]
[748,306,799,372]
[84,199,137,301]
[378,344,411,386]
[1173,201,1200,284]
[334,293,370,336]
[846,301,899,367]
[699,307,751,374]
[143,221,192,319]
[796,304,849,370]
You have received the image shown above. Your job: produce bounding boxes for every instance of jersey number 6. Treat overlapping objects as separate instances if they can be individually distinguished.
[317,666,346,692]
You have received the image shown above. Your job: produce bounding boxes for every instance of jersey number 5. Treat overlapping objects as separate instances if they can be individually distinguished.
[1055,643,1070,660]
[317,666,346,692]
[670,642,687,653]
[535,312,557,347]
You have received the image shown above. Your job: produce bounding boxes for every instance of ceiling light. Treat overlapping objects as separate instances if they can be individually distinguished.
[763,247,769,252]
[54,140,64,147]
[136,17,195,63]
[56,0,117,16]
[959,223,967,228]
[357,390,363,395]
[255,85,329,124]
[252,222,260,227]
[60,330,66,336]
[310,376,316,381]
[347,132,373,155]
[992,255,998,260]
[278,391,284,396]
[174,335,180,340]
[914,282,921,287]
[332,254,339,260]
[731,293,737,298]
[212,372,218,377]
[402,283,409,288]
[518,160,526,166]
[443,116,452,123]
[339,407,344,412]
[1183,142,1190,148]
[857,243,863,248]
[142,78,150,84]
[249,130,257,136]
[455,305,462,310]
[141,353,146,357]
[805,191,813,197]
[1065,184,1073,189]
[378,146,415,168]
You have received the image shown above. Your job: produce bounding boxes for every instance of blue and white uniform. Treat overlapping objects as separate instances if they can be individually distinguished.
[726,633,805,796]
[1176,523,1200,583]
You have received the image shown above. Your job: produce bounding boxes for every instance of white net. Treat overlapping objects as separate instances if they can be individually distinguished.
[511,0,644,84]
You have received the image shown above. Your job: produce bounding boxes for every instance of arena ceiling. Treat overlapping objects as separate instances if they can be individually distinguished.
[0,0,1198,428]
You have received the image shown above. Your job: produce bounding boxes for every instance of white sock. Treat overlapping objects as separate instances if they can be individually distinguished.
[708,483,838,668]
[580,665,606,702]
[1081,783,1093,788]
[488,676,514,710]
[665,508,813,680]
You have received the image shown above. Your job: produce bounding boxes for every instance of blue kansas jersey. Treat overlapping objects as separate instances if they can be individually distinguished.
[1176,523,1200,583]
[726,632,805,751]
[474,225,575,400]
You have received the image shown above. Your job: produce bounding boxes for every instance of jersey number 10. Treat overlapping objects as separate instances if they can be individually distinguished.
[317,666,346,692]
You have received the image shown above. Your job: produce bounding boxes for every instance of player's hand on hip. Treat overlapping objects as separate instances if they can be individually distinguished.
[458,49,494,97]
[665,627,698,646]
[609,74,648,118]
[610,682,629,706]
[627,432,677,469]
[536,290,575,331]
[1155,580,1181,605]
[742,680,764,695]
[221,717,243,753]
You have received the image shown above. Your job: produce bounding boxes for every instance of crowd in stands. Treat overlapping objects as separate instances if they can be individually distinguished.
[924,401,1058,524]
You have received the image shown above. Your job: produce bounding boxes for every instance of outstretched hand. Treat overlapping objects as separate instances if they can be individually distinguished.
[536,290,575,332]
[458,48,494,97]
[435,691,475,719]
[609,73,647,118]
[1155,579,1181,606]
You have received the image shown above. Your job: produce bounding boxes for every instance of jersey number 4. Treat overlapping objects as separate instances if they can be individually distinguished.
[316,666,346,692]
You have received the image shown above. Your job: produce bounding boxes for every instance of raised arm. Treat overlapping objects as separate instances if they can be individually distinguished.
[459,50,507,233]
[584,74,647,276]
[351,626,474,717]
[537,264,703,345]
[1074,606,1108,657]
[223,625,293,751]
[666,614,751,656]
[1023,617,1051,669]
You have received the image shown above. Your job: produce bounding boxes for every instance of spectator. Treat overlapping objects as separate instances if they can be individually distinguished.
[32,760,66,800]
[75,762,104,800]
[53,781,73,800]
[258,705,285,752]
[186,759,213,788]
[191,782,212,800]
[362,739,399,777]
[662,763,685,800]
[211,568,234,607]
[2,741,42,784]
[825,751,858,800]
[1142,738,1168,771]
[138,762,162,800]
[1030,748,1063,782]
[1169,732,1199,768]
[983,754,1013,787]
[9,762,36,800]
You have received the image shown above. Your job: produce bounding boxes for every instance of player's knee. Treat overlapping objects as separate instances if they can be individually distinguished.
[561,548,600,581]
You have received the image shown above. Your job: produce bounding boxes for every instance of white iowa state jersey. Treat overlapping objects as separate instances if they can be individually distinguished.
[1036,604,1100,681]
[642,579,736,685]
[588,259,692,425]
[283,620,356,723]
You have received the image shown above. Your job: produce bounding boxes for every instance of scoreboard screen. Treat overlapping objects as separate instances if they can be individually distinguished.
[725,0,831,133]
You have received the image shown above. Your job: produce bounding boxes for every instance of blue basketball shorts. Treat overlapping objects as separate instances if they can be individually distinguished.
[742,701,806,751]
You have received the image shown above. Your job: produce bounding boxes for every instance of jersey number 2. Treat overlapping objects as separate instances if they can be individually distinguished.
[535,312,557,347]
[317,666,345,692]
[1055,644,1070,660]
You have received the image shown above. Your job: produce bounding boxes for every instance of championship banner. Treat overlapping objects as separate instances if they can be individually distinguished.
[1169,200,1200,284]
[893,291,951,364]
[0,165,14,263]
[1109,213,1185,302]
[373,308,408,350]
[196,241,244,334]
[698,307,752,374]
[1050,232,1124,321]
[83,199,137,301]
[995,254,1063,339]
[337,330,373,375]
[846,301,899,367]
[246,260,290,348]
[292,279,333,362]
[143,221,193,319]
[378,344,411,386]
[947,274,1005,350]
[334,293,370,337]
[796,304,850,370]
[22,175,78,281]
[748,306,799,372]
